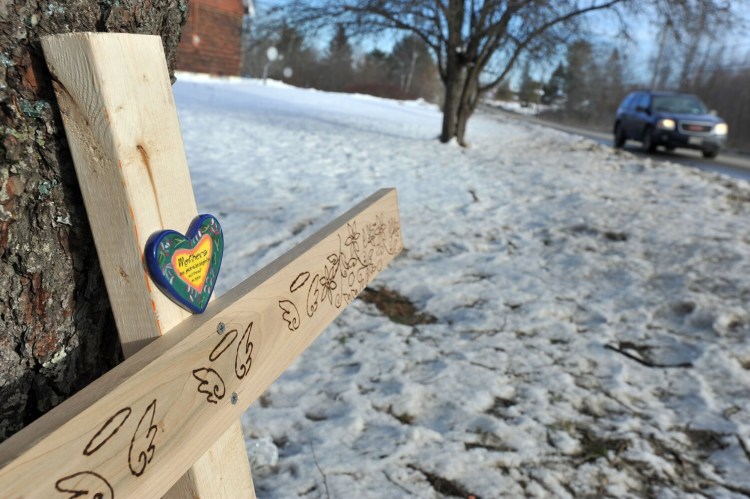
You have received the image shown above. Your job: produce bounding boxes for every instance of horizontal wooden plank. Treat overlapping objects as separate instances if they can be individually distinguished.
[0,189,402,498]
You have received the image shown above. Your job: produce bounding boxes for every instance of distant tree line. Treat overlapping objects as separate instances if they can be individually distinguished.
[516,40,628,129]
[243,24,443,104]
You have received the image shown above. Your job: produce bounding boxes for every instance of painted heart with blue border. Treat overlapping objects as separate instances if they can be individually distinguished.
[145,214,223,314]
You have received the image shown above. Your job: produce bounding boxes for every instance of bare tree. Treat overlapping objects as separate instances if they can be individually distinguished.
[648,1,730,90]
[689,47,750,150]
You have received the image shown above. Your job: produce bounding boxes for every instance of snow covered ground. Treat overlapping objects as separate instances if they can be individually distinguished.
[173,74,750,498]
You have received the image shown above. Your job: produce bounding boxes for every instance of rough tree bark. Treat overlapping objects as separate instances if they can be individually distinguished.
[439,0,466,143]
[0,0,188,443]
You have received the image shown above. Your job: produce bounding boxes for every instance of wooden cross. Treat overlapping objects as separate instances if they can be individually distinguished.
[0,34,402,498]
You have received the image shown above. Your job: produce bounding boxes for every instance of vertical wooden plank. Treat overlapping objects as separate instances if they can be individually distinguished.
[42,33,192,355]
[41,33,254,498]
[169,421,256,498]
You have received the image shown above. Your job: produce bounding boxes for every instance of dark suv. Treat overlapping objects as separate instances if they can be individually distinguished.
[613,91,728,158]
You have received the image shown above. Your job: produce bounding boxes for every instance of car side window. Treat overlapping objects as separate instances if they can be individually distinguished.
[622,93,636,110]
[636,93,650,111]
[633,93,646,110]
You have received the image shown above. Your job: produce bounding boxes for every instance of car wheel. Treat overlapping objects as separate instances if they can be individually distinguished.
[702,149,718,159]
[641,127,656,153]
[613,123,626,148]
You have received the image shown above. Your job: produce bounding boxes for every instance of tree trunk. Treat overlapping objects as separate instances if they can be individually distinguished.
[454,63,482,146]
[440,0,465,144]
[0,0,188,443]
[440,62,467,143]
[441,62,483,146]
[455,94,475,147]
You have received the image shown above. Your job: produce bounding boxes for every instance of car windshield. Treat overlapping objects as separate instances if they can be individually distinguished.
[652,95,707,115]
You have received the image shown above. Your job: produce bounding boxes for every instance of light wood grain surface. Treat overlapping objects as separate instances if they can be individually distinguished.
[0,188,402,498]
[40,33,254,498]
[42,33,194,354]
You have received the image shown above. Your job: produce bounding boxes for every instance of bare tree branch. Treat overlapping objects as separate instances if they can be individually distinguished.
[479,0,625,91]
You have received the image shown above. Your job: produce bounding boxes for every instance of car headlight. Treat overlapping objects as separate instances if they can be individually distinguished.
[657,118,676,130]
[714,123,728,135]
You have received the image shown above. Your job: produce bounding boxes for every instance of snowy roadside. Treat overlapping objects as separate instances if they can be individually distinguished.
[485,99,554,116]
[174,74,750,498]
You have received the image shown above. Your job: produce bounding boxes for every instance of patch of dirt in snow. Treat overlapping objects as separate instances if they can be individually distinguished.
[358,286,437,326]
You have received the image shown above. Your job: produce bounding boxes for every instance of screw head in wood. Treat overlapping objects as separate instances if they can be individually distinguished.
[231,392,238,405]
[217,322,226,335]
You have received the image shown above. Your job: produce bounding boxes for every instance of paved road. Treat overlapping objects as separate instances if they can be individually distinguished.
[483,106,750,182]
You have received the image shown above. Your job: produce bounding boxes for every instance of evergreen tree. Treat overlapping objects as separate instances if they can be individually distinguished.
[494,81,514,101]
[359,48,389,82]
[564,40,595,112]
[601,49,626,117]
[519,61,542,104]
[544,63,567,102]
[274,26,320,87]
[353,49,399,96]
[388,35,441,100]
[325,24,354,90]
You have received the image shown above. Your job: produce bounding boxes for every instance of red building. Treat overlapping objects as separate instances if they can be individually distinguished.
[176,0,253,76]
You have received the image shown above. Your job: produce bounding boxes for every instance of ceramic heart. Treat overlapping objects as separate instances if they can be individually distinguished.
[145,214,223,314]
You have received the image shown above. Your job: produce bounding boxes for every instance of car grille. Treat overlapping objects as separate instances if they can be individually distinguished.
[679,121,714,135]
